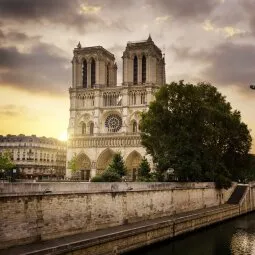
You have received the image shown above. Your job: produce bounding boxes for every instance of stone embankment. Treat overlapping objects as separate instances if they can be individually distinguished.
[0,182,254,255]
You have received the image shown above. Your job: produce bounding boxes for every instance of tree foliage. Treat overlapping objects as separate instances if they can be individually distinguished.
[68,154,79,173]
[91,153,126,182]
[137,157,151,181]
[107,152,127,177]
[0,151,15,181]
[101,169,122,182]
[90,175,104,182]
[240,154,255,182]
[0,151,15,172]
[140,81,252,189]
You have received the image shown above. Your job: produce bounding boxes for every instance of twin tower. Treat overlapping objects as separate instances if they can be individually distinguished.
[67,36,166,180]
[71,35,165,89]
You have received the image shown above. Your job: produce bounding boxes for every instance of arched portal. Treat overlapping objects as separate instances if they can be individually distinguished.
[125,151,142,181]
[76,153,91,180]
[96,148,115,174]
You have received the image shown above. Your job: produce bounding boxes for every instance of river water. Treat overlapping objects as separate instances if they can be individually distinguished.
[128,213,255,255]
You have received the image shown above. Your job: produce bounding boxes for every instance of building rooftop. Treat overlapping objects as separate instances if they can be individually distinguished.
[125,35,162,56]
[73,44,115,59]
[0,134,66,145]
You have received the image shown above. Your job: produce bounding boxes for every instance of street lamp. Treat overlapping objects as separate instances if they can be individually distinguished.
[250,85,255,90]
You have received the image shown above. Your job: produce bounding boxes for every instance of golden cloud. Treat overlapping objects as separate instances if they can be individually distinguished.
[155,15,171,24]
[202,19,247,38]
[80,4,101,14]
[203,20,214,31]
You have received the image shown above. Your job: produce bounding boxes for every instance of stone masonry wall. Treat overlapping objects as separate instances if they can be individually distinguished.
[0,182,236,249]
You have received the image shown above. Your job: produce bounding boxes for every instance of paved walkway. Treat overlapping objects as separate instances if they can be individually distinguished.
[0,204,236,255]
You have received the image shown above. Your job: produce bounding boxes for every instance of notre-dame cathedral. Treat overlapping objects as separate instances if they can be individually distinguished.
[66,36,165,180]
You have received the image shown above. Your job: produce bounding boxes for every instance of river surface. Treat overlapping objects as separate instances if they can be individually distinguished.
[127,212,255,255]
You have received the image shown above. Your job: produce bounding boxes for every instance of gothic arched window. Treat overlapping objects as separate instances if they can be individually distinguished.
[82,123,86,135]
[91,58,96,87]
[141,92,146,104]
[142,55,146,84]
[133,56,138,85]
[106,63,110,87]
[82,60,87,88]
[133,121,137,133]
[90,122,94,135]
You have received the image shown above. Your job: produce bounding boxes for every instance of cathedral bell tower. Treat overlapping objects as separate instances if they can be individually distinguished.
[71,42,117,88]
[122,35,165,86]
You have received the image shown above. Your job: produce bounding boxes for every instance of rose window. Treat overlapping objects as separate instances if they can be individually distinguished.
[105,114,122,132]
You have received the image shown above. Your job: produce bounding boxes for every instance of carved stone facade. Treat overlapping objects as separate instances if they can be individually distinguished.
[67,36,165,180]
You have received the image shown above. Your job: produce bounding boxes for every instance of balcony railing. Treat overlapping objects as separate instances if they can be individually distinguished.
[71,132,140,138]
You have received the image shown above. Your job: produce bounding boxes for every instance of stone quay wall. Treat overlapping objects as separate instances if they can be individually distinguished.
[0,181,222,194]
[65,205,242,255]
[0,182,236,249]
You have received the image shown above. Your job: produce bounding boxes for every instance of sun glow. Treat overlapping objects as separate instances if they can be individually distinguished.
[58,131,68,141]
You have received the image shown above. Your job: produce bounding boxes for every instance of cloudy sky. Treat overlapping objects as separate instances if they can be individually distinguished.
[0,0,254,151]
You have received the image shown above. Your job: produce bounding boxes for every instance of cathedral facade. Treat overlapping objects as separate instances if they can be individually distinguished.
[66,36,165,180]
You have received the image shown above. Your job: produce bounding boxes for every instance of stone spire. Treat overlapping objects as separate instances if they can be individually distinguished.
[77,41,81,48]
[147,34,153,42]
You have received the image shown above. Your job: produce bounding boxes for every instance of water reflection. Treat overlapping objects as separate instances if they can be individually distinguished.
[231,230,255,255]
[127,213,255,255]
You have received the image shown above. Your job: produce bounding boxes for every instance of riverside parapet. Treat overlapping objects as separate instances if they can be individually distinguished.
[0,182,236,250]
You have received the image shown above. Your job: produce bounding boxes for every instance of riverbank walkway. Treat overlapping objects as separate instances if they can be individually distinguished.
[0,204,238,255]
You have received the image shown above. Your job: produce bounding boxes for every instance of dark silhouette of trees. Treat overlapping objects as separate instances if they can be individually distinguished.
[140,81,252,188]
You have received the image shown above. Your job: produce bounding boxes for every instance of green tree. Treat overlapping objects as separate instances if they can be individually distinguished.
[107,152,127,177]
[91,153,126,182]
[140,81,252,189]
[0,151,15,179]
[137,157,151,181]
[240,154,255,182]
[68,154,79,173]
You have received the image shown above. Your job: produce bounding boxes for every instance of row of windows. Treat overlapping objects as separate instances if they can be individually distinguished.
[80,99,94,107]
[103,93,122,106]
[0,141,64,146]
[81,55,147,88]
[75,89,147,107]
[79,121,139,134]
[130,93,146,105]
[6,151,64,161]
[76,94,146,108]
[16,152,54,157]
[15,158,56,162]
